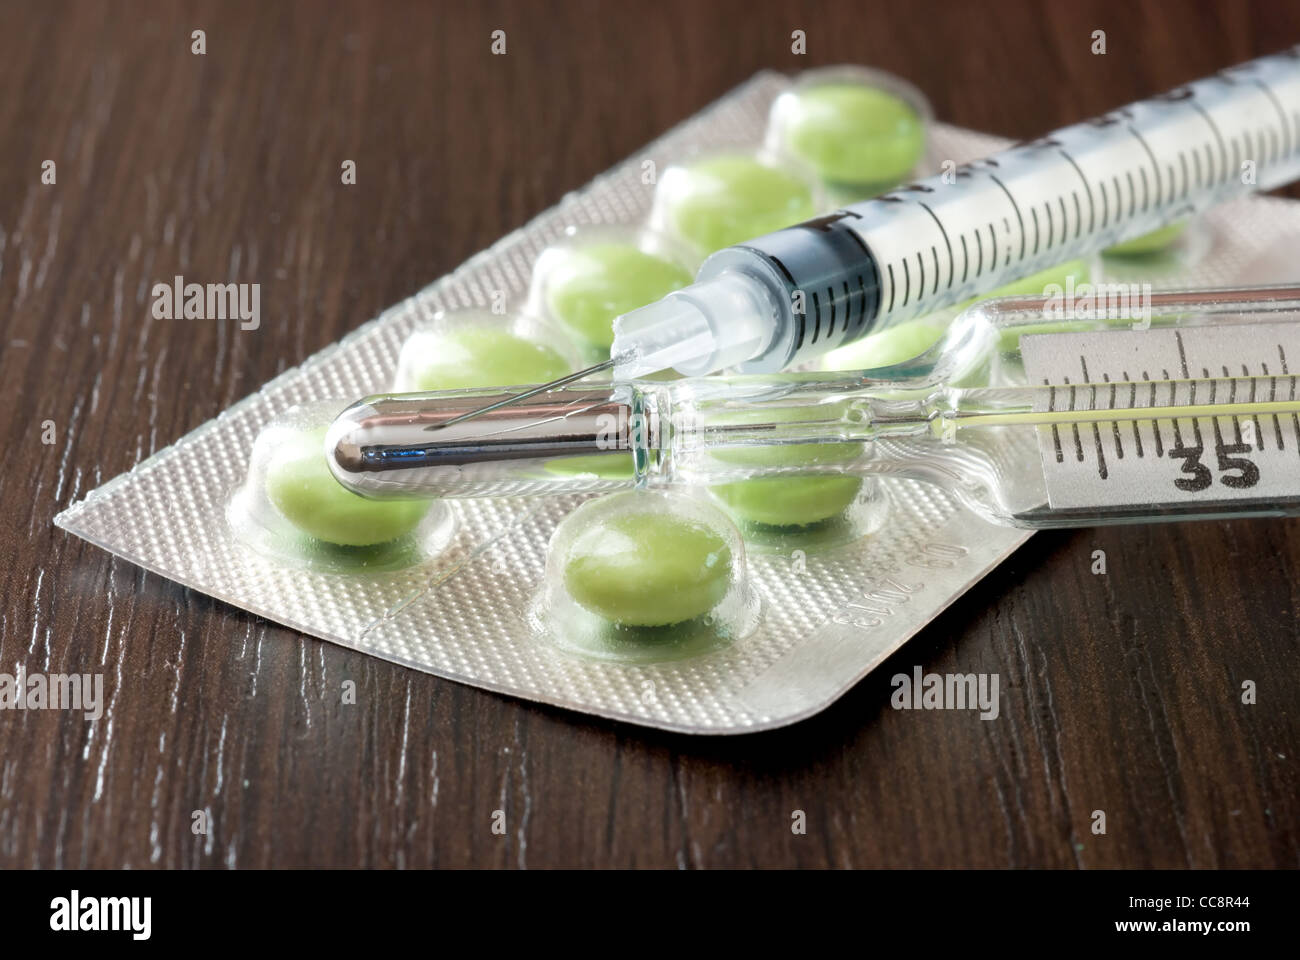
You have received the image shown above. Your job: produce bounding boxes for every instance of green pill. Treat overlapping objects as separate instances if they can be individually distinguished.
[404,327,572,390]
[663,154,816,255]
[1104,221,1188,256]
[264,426,429,547]
[711,475,862,528]
[980,257,1091,300]
[544,243,693,350]
[820,318,946,371]
[709,402,864,528]
[563,510,733,626]
[544,453,636,480]
[783,83,925,188]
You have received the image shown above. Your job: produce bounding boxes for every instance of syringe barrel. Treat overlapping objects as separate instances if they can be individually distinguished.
[646,47,1300,375]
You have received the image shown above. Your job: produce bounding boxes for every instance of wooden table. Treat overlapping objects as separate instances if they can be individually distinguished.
[3,0,1297,869]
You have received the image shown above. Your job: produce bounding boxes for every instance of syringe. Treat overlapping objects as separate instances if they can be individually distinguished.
[611,48,1300,379]
[327,285,1300,529]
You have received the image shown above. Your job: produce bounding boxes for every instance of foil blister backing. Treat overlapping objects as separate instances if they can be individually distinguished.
[55,71,1300,732]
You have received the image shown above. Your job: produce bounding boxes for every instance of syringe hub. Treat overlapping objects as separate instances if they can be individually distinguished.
[611,272,779,379]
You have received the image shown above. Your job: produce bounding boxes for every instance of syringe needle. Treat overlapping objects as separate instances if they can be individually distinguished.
[426,356,620,431]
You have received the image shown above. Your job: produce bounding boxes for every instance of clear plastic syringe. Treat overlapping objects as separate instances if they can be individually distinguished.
[610,48,1300,380]
[328,285,1300,529]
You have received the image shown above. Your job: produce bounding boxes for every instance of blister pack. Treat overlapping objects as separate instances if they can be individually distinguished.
[55,69,1300,733]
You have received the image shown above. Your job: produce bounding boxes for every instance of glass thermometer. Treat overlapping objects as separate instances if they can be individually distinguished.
[328,286,1300,529]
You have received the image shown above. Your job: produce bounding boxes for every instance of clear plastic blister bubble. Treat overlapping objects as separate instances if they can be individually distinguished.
[393,307,581,392]
[687,389,890,551]
[527,223,699,365]
[227,400,457,573]
[765,64,934,203]
[531,490,761,663]
[649,146,824,259]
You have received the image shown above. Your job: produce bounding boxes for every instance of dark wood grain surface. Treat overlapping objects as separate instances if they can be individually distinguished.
[2,0,1298,869]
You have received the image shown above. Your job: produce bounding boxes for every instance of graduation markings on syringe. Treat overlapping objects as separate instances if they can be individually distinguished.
[865,70,1300,328]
